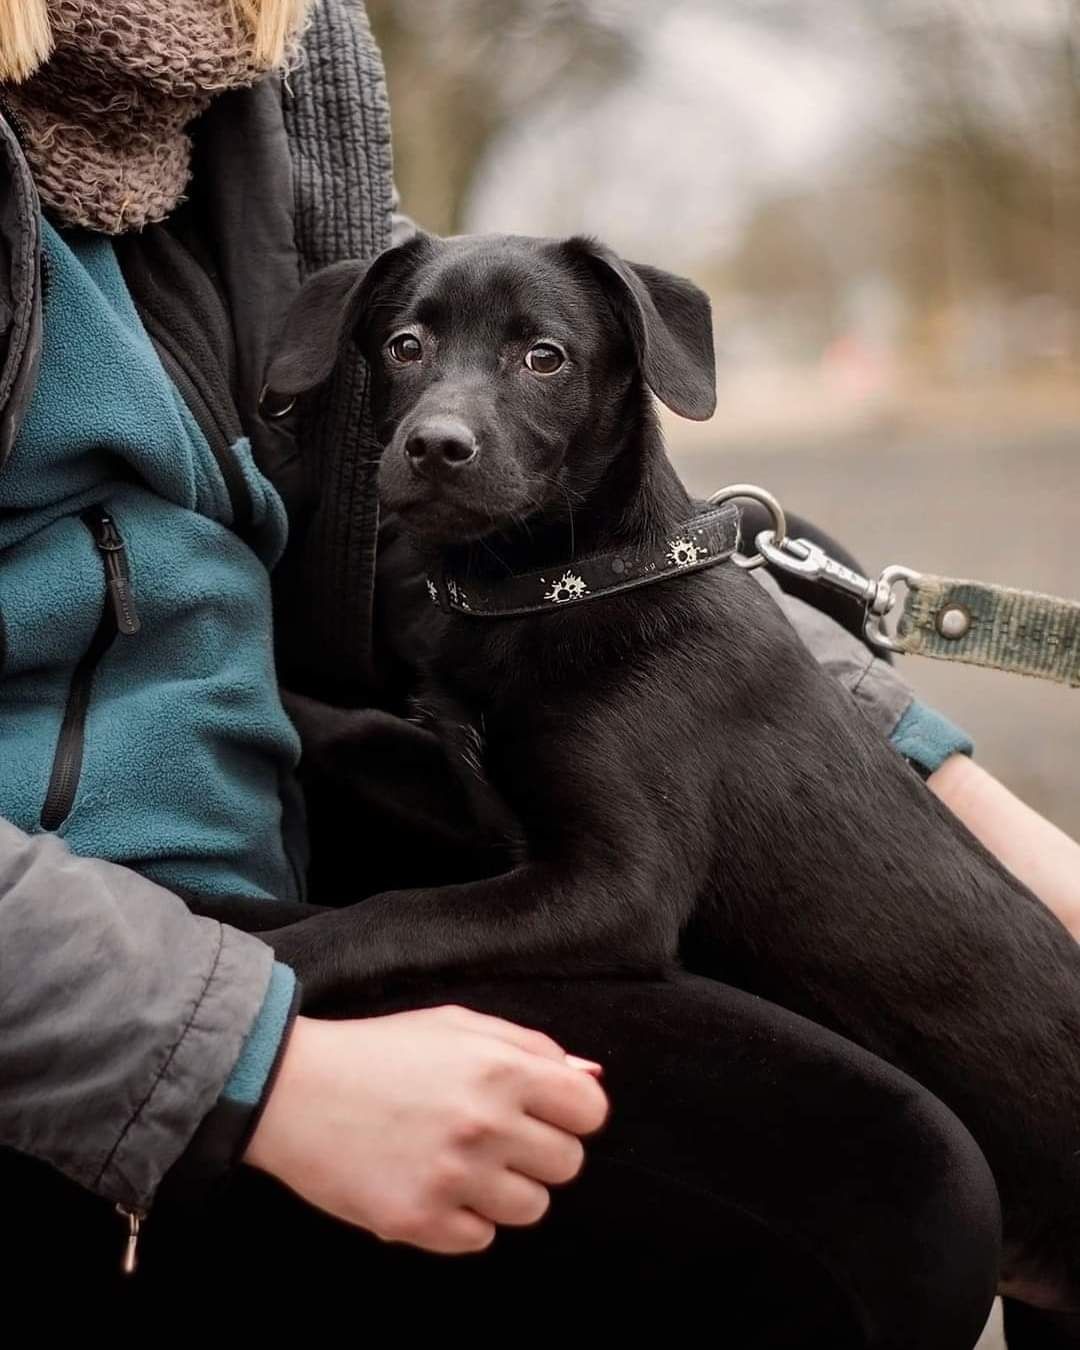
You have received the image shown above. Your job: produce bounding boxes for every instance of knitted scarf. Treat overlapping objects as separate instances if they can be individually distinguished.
[2,1,290,233]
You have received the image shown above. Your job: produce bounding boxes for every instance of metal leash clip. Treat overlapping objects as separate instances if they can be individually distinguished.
[708,483,1080,687]
[754,531,921,654]
[706,484,920,654]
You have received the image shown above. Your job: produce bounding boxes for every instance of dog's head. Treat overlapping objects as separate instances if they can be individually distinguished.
[266,233,716,546]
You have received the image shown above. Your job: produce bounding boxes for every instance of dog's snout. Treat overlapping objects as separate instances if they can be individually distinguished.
[404,419,478,474]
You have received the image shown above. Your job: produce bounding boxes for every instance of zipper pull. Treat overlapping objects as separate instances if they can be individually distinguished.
[116,1204,145,1276]
[86,508,141,636]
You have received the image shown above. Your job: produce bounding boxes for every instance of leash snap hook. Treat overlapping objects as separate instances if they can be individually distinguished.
[754,530,922,655]
[756,531,885,607]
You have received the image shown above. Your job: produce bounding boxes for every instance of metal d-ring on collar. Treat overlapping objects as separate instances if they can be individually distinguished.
[707,484,787,570]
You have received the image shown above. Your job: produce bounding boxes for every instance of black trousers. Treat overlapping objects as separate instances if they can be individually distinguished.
[7,972,1001,1346]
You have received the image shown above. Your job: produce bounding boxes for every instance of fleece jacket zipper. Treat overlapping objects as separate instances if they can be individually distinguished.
[40,506,140,831]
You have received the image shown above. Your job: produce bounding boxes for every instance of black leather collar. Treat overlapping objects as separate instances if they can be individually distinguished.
[427,502,741,618]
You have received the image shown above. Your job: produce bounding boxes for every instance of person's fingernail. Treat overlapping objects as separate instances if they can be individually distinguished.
[566,1055,604,1075]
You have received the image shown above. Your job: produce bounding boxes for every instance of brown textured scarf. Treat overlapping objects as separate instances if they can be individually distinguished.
[2,1,290,233]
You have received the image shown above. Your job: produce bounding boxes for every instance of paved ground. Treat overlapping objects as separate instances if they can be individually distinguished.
[670,421,1077,1350]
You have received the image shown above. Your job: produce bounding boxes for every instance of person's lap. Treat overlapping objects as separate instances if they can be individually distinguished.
[5,971,1000,1347]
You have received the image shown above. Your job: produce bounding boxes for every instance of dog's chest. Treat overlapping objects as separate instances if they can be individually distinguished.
[450,716,487,781]
[413,683,492,783]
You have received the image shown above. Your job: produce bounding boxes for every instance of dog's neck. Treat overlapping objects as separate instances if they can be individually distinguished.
[440,390,694,580]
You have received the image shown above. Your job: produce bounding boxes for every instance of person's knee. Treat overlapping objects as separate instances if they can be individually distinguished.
[859,1085,1001,1350]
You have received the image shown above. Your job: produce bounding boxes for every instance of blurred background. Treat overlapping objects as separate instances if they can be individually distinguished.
[367,0,1079,839]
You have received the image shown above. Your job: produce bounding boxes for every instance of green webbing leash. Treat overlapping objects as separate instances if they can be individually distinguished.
[893,575,1080,688]
[709,485,1080,689]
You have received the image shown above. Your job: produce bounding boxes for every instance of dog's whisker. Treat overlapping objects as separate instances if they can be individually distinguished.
[478,535,513,575]
[562,486,576,560]
[525,471,583,558]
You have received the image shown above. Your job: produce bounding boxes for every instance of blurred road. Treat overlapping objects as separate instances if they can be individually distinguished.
[671,425,1080,839]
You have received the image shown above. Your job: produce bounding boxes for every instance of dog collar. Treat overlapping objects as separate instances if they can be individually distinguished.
[426,502,741,618]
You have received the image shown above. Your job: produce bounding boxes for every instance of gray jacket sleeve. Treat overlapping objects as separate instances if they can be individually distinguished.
[0,818,275,1212]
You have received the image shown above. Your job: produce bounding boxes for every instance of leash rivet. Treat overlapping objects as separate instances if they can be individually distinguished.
[937,605,973,640]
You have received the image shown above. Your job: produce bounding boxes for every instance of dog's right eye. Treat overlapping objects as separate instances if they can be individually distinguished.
[524,342,566,375]
[387,333,423,364]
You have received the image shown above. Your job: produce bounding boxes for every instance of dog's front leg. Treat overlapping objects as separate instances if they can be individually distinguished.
[261,861,675,1006]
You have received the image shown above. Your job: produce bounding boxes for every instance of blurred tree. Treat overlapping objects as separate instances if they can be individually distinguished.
[718,0,1080,362]
[367,0,639,235]
[871,3,1080,351]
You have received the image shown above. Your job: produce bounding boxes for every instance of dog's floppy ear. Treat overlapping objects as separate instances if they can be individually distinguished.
[565,238,716,421]
[265,235,433,397]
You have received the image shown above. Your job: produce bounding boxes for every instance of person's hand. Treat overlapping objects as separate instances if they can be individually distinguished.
[243,1005,608,1253]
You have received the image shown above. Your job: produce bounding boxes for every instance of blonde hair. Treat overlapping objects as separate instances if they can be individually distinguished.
[235,0,311,69]
[0,0,53,83]
[0,0,310,84]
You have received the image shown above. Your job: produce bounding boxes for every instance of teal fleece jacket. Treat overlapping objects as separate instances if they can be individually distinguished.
[0,221,303,901]
[0,222,302,1108]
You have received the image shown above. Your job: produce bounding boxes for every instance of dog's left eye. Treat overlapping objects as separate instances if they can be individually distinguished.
[387,332,424,364]
[524,343,566,375]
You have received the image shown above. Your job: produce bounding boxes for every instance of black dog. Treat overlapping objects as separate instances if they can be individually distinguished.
[258,231,1080,1313]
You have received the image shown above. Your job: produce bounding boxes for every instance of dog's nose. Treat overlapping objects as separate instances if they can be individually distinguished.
[404,419,478,474]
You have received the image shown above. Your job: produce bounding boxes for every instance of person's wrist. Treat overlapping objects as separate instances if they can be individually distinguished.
[168,965,300,1191]
[927,751,975,808]
[242,1014,320,1175]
